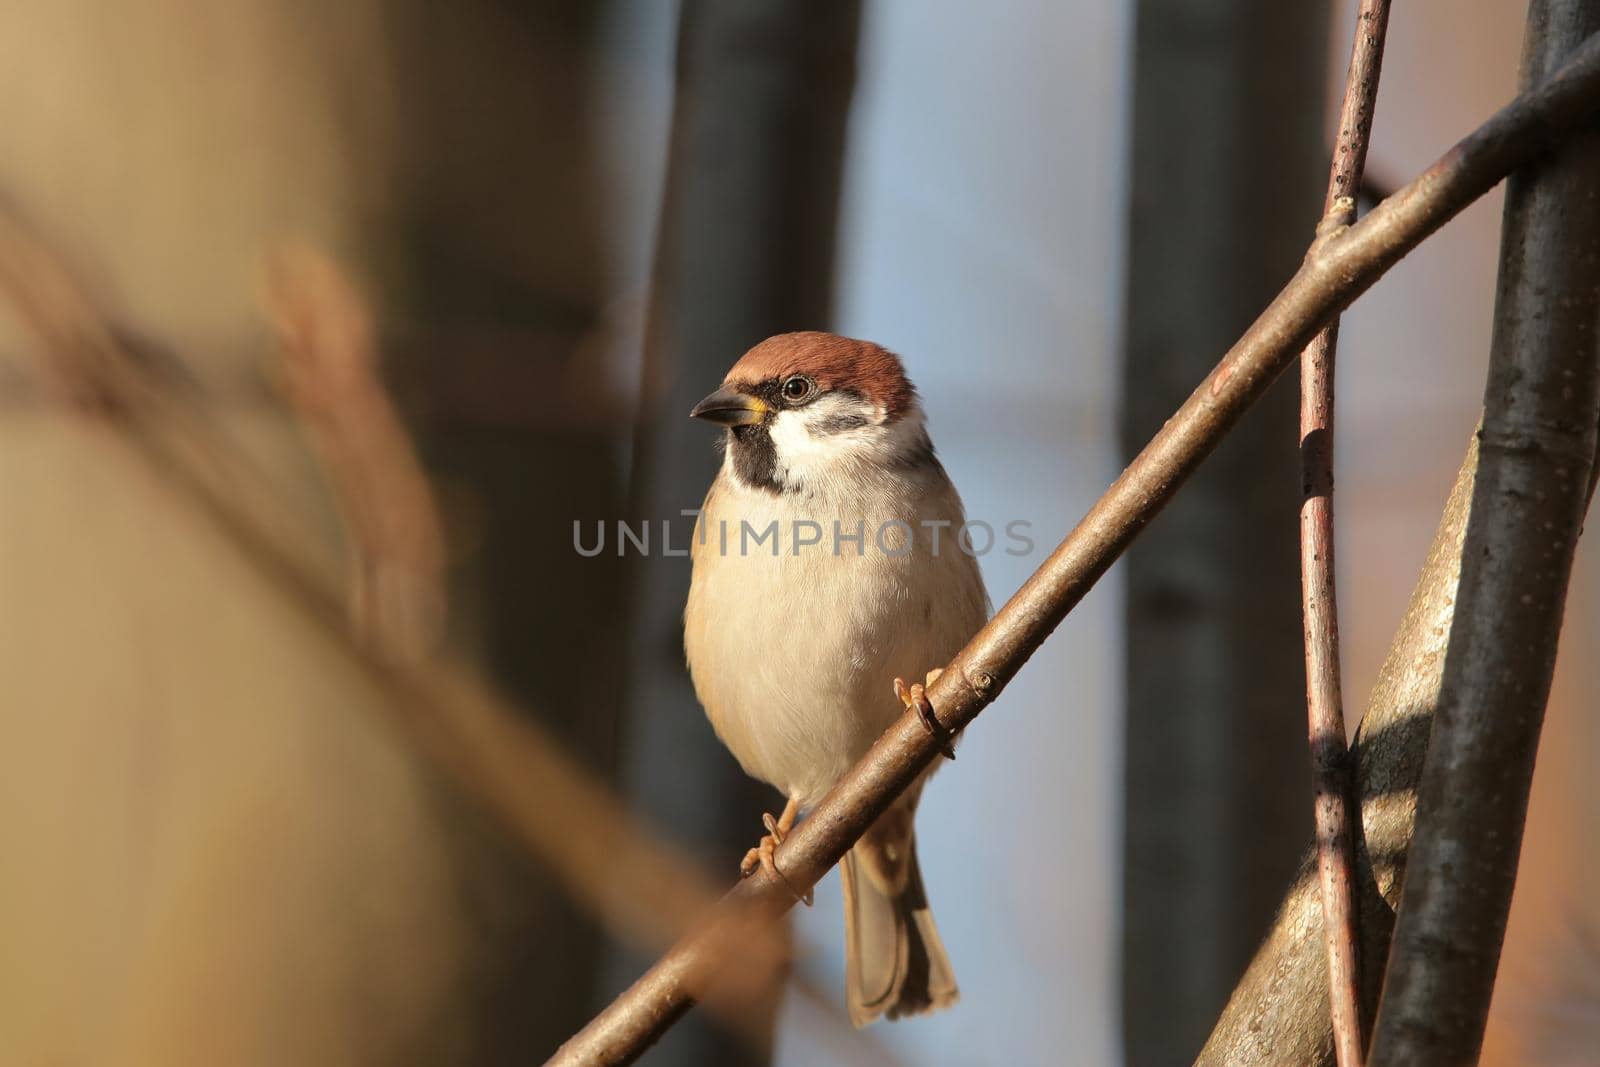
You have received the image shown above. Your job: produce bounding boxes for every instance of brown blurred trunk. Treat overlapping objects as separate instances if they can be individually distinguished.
[1119,2,1329,1062]
[0,5,473,1067]
[611,2,862,1064]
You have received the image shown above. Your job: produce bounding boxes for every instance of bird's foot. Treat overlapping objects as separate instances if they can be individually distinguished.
[894,668,956,760]
[739,798,812,906]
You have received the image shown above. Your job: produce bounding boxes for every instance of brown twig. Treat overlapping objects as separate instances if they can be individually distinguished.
[551,32,1600,1067]
[1199,431,1478,1065]
[263,245,447,659]
[0,207,795,1040]
[1300,4,1390,1065]
[0,215,905,1061]
[1366,5,1600,1064]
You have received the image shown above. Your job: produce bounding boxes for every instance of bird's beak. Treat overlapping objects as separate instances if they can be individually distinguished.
[690,386,767,426]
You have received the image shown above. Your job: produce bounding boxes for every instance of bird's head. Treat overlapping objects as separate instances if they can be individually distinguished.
[690,332,934,494]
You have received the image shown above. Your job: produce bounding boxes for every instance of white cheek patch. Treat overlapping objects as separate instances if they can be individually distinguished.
[767,395,923,489]
[769,398,874,469]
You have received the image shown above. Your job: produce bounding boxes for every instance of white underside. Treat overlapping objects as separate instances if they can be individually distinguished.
[685,441,990,808]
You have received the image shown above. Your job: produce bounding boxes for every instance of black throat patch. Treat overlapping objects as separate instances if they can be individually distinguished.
[728,424,782,493]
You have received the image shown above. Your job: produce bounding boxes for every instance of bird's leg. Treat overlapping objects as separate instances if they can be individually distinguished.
[894,668,956,760]
[739,797,812,905]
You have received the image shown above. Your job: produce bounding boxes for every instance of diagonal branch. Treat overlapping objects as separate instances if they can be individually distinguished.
[1366,3,1600,1063]
[553,32,1600,1067]
[1300,3,1391,1065]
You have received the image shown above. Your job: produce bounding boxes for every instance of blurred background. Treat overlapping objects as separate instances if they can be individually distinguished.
[0,1,1595,1065]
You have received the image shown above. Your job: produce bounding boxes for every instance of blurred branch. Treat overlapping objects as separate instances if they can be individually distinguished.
[554,32,1600,1067]
[264,245,447,659]
[1299,3,1390,1065]
[1367,3,1600,1063]
[0,214,903,1061]
[0,207,792,1049]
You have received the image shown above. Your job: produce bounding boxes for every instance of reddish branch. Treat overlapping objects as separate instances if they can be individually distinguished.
[1300,4,1390,1065]
[264,246,447,659]
[1366,5,1600,1064]
[552,33,1600,1067]
[1199,432,1478,1065]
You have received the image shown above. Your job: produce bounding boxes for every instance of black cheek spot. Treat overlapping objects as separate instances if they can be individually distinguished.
[813,413,870,434]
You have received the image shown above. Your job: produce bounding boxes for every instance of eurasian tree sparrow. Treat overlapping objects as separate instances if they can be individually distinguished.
[684,332,990,1027]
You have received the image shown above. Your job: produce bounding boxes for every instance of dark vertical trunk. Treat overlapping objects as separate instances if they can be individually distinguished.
[1367,2,1600,1062]
[1119,3,1329,1062]
[611,2,862,1064]
[1201,8,1600,1064]
[381,1,634,1058]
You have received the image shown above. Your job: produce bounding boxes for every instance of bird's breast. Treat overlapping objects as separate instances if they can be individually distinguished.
[684,471,988,806]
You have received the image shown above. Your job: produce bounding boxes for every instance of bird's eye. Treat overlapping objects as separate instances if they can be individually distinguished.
[781,375,816,403]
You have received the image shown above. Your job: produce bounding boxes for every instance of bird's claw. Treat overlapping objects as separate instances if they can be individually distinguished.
[739,801,812,906]
[895,669,956,760]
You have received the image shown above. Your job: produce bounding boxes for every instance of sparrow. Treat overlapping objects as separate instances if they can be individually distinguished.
[684,331,989,1027]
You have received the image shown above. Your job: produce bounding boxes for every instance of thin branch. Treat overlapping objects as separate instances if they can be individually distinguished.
[553,32,1600,1067]
[263,245,447,659]
[1206,17,1600,1067]
[1301,3,1391,1065]
[1199,432,1481,1066]
[0,206,785,1024]
[1367,3,1600,1063]
[1204,424,1600,1065]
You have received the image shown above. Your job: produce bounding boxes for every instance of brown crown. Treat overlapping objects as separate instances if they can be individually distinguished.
[724,331,915,420]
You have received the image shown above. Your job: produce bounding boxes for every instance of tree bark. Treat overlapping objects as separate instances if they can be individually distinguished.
[1199,435,1478,1066]
[1368,2,1600,1062]
[1203,11,1600,1065]
[1121,3,1329,1061]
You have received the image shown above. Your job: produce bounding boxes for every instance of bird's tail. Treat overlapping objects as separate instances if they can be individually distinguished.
[840,811,958,1027]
